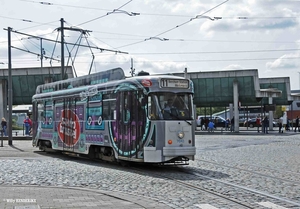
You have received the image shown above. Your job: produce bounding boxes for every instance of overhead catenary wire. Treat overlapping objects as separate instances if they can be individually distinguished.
[15,0,300,19]
[155,0,229,37]
[3,1,299,46]
[76,0,135,27]
[5,29,128,54]
[21,36,60,60]
[13,33,30,52]
[11,46,60,62]
[116,0,229,49]
[130,48,300,55]
[64,33,83,77]
[18,0,109,11]
[0,15,58,31]
[15,56,296,64]
[4,0,300,75]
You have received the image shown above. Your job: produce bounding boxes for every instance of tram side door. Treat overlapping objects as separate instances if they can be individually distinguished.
[118,92,130,156]
[117,91,142,158]
[62,97,76,151]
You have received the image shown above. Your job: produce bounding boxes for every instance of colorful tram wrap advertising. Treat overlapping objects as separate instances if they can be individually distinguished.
[32,68,196,165]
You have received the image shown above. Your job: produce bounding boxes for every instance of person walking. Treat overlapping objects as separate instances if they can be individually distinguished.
[294,116,299,132]
[225,118,230,131]
[256,114,261,132]
[200,117,205,131]
[208,120,215,132]
[278,116,283,133]
[230,116,234,132]
[263,116,269,134]
[1,117,7,136]
[24,115,32,136]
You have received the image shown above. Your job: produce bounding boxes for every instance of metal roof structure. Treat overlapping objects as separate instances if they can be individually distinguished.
[1,67,298,109]
[0,66,73,105]
[174,69,298,107]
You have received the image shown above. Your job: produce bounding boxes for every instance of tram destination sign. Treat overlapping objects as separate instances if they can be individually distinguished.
[160,79,189,88]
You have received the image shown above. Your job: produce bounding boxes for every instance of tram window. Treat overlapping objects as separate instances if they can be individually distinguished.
[102,92,117,120]
[122,93,131,124]
[148,96,158,120]
[102,100,116,120]
[102,102,109,120]
[148,92,193,120]
[37,102,44,125]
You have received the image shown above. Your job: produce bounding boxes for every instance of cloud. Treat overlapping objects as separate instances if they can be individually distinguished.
[192,0,300,35]
[2,0,300,89]
[223,64,245,70]
[73,53,187,77]
[266,53,300,69]
[131,56,187,75]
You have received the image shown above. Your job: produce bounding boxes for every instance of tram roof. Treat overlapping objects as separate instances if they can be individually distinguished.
[33,72,193,101]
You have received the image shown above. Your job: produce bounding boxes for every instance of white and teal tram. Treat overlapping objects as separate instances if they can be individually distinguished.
[32,68,196,165]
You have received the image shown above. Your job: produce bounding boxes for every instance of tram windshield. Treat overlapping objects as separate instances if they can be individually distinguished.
[148,92,193,120]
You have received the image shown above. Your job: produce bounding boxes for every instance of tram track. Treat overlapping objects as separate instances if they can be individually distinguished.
[193,159,300,185]
[238,162,300,176]
[129,165,300,209]
[180,168,300,208]
[129,166,255,209]
[39,150,300,208]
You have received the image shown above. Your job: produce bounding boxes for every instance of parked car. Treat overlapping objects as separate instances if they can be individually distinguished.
[196,116,203,127]
[244,118,277,128]
[213,116,227,128]
[244,118,259,128]
[197,115,227,128]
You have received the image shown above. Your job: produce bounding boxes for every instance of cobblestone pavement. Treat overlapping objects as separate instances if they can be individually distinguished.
[0,134,299,209]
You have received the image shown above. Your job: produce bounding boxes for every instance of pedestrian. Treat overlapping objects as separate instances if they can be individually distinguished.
[225,118,230,131]
[279,116,283,133]
[24,115,32,136]
[230,116,234,132]
[256,114,261,132]
[200,117,205,131]
[294,116,299,132]
[1,117,7,136]
[286,118,291,131]
[214,117,217,130]
[205,118,209,130]
[263,116,269,134]
[208,120,214,132]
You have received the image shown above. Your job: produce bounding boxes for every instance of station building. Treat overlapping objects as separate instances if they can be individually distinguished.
[1,66,300,133]
[174,69,300,131]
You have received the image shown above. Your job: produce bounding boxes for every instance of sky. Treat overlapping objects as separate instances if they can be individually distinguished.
[1,0,300,89]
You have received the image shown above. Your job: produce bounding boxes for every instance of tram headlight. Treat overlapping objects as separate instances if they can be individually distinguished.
[178,131,184,139]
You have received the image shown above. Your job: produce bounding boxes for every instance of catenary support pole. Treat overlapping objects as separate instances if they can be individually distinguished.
[7,27,13,145]
[233,79,239,132]
[61,18,64,81]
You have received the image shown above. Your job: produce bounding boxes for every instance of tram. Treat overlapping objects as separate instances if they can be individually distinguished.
[31,68,196,165]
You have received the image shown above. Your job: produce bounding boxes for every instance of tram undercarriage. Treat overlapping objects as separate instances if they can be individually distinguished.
[88,145,115,162]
